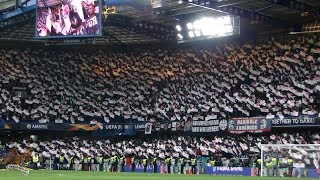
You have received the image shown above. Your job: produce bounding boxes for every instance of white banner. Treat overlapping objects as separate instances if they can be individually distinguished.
[171,122,176,131]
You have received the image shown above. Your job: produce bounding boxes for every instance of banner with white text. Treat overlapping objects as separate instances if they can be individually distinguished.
[191,119,228,133]
[271,115,320,127]
[228,117,271,134]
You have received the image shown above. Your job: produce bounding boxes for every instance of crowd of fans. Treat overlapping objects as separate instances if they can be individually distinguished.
[1,132,319,172]
[0,35,319,124]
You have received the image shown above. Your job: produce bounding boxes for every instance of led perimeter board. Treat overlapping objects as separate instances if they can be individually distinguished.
[36,0,102,38]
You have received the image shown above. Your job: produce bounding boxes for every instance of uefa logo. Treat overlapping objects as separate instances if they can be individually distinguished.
[27,124,31,129]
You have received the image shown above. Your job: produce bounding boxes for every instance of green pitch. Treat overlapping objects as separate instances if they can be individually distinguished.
[0,170,317,180]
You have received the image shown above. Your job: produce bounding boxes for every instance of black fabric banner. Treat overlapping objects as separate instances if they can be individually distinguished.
[1,115,319,133]
[271,115,320,127]
[5,122,71,131]
[191,119,228,133]
[3,121,145,132]
[228,117,271,134]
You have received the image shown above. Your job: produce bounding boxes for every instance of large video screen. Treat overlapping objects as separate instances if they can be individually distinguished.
[36,0,102,38]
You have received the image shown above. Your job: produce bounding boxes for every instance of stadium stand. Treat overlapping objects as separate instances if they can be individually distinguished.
[0,35,319,125]
[1,0,320,179]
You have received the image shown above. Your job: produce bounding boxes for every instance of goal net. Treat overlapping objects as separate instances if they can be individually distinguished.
[260,144,320,178]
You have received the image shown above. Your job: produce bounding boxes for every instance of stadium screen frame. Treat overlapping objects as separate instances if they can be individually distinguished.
[35,0,102,39]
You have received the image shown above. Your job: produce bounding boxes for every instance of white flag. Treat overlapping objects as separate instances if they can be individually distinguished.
[171,122,177,131]
[145,123,152,135]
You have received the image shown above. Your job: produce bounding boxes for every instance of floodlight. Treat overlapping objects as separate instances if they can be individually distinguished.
[187,23,193,30]
[188,31,195,38]
[176,25,182,32]
[194,30,201,36]
[223,25,233,33]
[177,33,183,39]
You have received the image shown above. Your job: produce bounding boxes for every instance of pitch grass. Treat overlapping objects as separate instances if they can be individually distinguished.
[0,170,317,180]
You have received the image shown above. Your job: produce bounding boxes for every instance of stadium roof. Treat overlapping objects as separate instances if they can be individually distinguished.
[0,0,318,45]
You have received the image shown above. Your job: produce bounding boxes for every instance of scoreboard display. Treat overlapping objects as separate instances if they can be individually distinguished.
[36,0,102,38]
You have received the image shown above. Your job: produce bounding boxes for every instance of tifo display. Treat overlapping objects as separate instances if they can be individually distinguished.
[0,35,319,125]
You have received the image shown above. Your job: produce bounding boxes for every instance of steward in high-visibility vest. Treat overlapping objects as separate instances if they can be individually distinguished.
[113,155,118,164]
[98,157,103,164]
[32,154,39,170]
[266,160,274,169]
[110,156,114,171]
[111,155,117,172]
[257,159,262,166]
[179,157,184,164]
[98,156,104,172]
[142,158,147,164]
[179,157,184,174]
[210,160,215,166]
[70,156,74,164]
[191,158,196,165]
[119,157,125,172]
[271,158,277,166]
[165,157,171,173]
[287,158,294,174]
[59,155,64,163]
[33,155,39,163]
[191,158,196,174]
[69,156,74,170]
[143,158,147,172]
[83,156,88,171]
[153,157,157,173]
[119,157,124,165]
[88,157,93,171]
[131,156,136,172]
[59,155,65,170]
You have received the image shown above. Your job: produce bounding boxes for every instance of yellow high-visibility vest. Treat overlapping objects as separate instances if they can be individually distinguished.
[191,158,196,165]
[165,158,171,164]
[143,159,147,165]
[83,157,88,163]
[210,160,215,166]
[266,161,273,168]
[33,156,39,163]
[98,157,103,164]
[59,156,64,163]
[257,159,262,165]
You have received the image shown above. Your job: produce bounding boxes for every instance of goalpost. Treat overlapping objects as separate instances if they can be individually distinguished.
[260,144,320,178]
